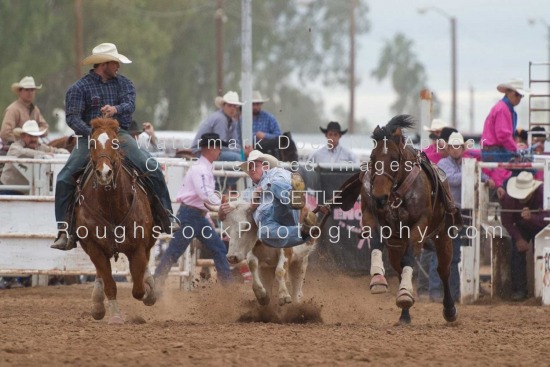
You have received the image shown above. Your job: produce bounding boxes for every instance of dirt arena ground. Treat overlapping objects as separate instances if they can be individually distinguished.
[1,270,549,367]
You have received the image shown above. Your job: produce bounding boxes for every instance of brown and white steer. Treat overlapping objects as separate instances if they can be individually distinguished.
[207,200,316,306]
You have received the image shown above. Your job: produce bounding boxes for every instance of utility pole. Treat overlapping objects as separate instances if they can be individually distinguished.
[241,0,252,153]
[74,0,84,78]
[469,85,475,134]
[215,0,225,96]
[348,0,356,133]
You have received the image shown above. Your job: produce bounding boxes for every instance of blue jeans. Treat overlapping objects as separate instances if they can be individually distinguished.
[55,130,173,223]
[481,147,516,162]
[256,180,304,248]
[417,242,442,299]
[154,205,232,282]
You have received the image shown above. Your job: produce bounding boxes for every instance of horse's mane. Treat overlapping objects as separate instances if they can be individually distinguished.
[371,115,415,141]
[91,118,120,131]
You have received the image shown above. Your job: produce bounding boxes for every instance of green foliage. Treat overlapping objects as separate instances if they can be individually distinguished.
[371,33,429,120]
[0,0,370,134]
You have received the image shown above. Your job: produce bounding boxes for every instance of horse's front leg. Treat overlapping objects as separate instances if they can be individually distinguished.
[389,245,415,324]
[85,243,122,324]
[434,232,457,322]
[362,212,388,294]
[129,246,156,306]
[275,249,291,306]
[247,251,269,305]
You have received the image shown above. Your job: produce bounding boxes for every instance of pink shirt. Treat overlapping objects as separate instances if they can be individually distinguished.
[481,100,517,152]
[422,143,442,164]
[176,156,221,212]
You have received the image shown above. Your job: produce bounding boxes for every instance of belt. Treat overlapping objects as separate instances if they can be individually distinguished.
[181,203,208,217]
[482,145,506,152]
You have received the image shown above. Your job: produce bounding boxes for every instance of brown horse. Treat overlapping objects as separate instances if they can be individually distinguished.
[48,135,77,152]
[351,115,457,324]
[75,117,157,324]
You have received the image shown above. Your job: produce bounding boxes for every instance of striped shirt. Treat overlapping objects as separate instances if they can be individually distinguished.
[65,70,136,136]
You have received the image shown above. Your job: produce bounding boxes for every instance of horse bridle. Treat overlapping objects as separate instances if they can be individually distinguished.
[371,142,407,209]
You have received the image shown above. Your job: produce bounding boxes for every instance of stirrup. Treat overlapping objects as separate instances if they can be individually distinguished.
[50,233,77,251]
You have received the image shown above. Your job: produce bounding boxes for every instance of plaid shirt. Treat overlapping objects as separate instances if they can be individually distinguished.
[253,110,281,141]
[65,70,136,136]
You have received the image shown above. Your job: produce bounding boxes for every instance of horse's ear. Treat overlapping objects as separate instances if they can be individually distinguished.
[373,125,381,134]
[392,127,403,137]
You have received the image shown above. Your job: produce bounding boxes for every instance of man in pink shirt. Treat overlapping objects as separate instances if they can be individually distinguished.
[481,79,526,189]
[154,133,232,288]
[422,118,448,164]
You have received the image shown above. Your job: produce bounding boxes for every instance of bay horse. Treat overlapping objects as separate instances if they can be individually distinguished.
[368,115,457,324]
[75,117,157,324]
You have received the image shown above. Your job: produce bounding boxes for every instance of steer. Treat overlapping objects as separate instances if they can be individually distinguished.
[206,199,316,306]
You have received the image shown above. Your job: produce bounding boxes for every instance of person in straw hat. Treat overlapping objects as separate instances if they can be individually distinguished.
[500,171,549,301]
[0,120,68,195]
[1,76,49,148]
[481,78,528,190]
[240,90,282,156]
[191,90,243,161]
[217,150,318,248]
[421,118,449,164]
[52,42,178,251]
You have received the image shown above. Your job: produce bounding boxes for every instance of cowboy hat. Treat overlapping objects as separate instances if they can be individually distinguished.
[81,43,132,65]
[239,150,279,171]
[251,90,270,103]
[214,91,243,109]
[439,127,458,142]
[198,133,229,149]
[13,120,47,137]
[11,76,42,95]
[320,121,347,135]
[497,78,527,96]
[506,171,542,200]
[447,132,465,147]
[423,118,447,132]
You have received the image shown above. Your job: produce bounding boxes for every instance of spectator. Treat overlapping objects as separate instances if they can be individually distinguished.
[154,133,232,289]
[0,120,68,195]
[500,171,550,301]
[243,90,283,156]
[1,76,49,149]
[481,79,527,190]
[437,132,470,301]
[221,150,317,248]
[191,91,243,161]
[129,120,163,156]
[422,119,448,164]
[308,121,359,164]
[52,42,178,251]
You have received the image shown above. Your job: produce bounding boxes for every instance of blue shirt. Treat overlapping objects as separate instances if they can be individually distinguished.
[253,110,281,142]
[191,109,241,153]
[65,70,136,136]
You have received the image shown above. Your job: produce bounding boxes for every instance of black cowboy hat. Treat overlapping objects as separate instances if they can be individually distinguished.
[437,127,458,142]
[199,133,229,148]
[128,120,141,135]
[320,121,347,135]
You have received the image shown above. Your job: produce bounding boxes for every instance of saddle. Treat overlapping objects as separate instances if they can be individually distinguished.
[65,158,171,235]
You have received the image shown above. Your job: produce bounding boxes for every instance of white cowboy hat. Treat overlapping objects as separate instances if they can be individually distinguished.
[251,90,270,103]
[81,43,132,65]
[13,120,47,137]
[11,76,42,95]
[497,78,528,96]
[447,132,465,147]
[423,118,447,132]
[239,150,279,171]
[506,171,542,200]
[214,91,243,109]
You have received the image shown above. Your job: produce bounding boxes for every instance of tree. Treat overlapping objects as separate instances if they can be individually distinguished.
[0,0,370,134]
[371,33,430,120]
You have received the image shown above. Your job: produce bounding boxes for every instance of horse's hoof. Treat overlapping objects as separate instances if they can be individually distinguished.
[257,295,270,306]
[396,289,415,309]
[91,303,106,320]
[370,274,388,294]
[443,306,458,322]
[398,316,411,325]
[108,314,124,325]
[278,295,292,306]
[142,283,156,306]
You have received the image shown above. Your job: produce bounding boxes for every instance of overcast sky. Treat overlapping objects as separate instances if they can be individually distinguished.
[322,0,550,134]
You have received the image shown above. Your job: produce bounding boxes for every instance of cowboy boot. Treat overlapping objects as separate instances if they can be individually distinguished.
[51,232,77,251]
